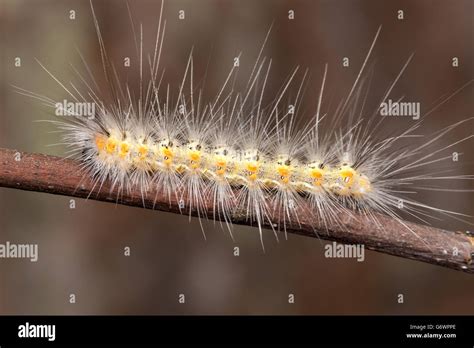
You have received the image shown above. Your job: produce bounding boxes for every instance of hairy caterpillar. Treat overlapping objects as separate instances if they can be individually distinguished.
[14,0,473,250]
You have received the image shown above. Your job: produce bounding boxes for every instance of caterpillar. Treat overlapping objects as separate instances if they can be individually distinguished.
[14,0,473,249]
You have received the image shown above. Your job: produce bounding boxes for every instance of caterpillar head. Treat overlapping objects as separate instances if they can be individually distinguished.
[352,174,373,197]
[331,164,373,198]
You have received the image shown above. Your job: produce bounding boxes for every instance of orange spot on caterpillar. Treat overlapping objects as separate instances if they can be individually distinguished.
[95,135,106,152]
[189,151,201,162]
[310,168,324,186]
[137,144,148,159]
[246,163,258,172]
[162,147,173,158]
[105,137,117,154]
[339,166,356,186]
[277,166,290,177]
[216,159,226,167]
[119,142,130,158]
[310,169,323,179]
[215,158,227,176]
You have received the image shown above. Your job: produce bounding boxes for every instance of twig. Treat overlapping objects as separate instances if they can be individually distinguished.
[0,147,473,273]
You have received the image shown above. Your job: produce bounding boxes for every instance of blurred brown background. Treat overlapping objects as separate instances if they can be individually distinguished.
[0,0,473,314]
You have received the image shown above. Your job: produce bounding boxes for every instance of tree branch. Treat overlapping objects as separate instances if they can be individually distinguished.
[0,147,473,273]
